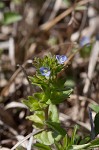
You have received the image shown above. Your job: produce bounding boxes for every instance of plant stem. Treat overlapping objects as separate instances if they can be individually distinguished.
[44,106,49,129]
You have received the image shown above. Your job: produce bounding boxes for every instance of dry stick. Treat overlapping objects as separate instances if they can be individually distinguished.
[18,64,33,95]
[0,67,22,96]
[40,0,52,16]
[83,41,99,94]
[11,129,44,150]
[40,0,93,31]
[83,40,99,123]
[70,94,98,105]
[40,6,73,31]
[48,0,62,20]
[79,3,89,33]
[27,129,35,150]
[66,0,78,26]
[75,2,89,40]
[60,113,91,131]
[47,41,76,53]
[18,65,31,86]
[0,60,32,97]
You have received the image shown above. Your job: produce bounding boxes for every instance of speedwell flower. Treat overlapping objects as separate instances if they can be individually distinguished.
[80,36,90,47]
[39,67,51,77]
[56,55,67,64]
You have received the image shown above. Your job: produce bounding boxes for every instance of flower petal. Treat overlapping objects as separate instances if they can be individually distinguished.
[56,55,67,64]
[80,36,90,47]
[39,67,51,77]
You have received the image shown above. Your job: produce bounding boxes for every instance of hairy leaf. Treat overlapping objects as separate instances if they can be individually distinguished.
[35,131,54,145]
[46,121,66,137]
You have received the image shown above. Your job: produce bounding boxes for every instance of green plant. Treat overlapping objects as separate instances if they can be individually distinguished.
[90,104,99,137]
[23,54,99,150]
[2,12,22,25]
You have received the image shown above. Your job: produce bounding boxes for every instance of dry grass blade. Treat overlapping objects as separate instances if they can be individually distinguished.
[40,0,93,31]
[11,129,44,150]
[0,148,10,150]
[70,94,98,105]
[83,41,99,94]
[40,6,73,31]
[5,102,27,109]
[48,0,62,20]
[27,129,35,150]
[40,0,52,16]
[60,113,91,131]
[0,60,32,97]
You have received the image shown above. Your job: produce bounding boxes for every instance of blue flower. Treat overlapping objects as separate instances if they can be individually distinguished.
[80,36,90,47]
[56,55,67,64]
[39,67,51,77]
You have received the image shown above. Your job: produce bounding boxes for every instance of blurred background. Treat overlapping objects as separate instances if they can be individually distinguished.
[0,0,99,149]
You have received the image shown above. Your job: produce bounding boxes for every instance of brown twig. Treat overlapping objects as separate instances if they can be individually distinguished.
[40,0,93,31]
[18,64,33,95]
[0,60,32,97]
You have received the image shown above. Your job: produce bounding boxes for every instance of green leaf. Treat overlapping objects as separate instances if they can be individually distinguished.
[54,141,63,150]
[71,143,90,150]
[53,78,66,89]
[90,104,99,113]
[29,75,48,90]
[3,12,22,25]
[63,134,68,149]
[22,96,41,111]
[50,89,73,104]
[29,76,43,88]
[49,104,59,123]
[27,111,44,125]
[80,45,92,58]
[16,146,26,150]
[64,77,75,88]
[52,132,62,142]
[94,112,99,136]
[34,92,48,103]
[89,138,99,145]
[79,136,90,145]
[63,0,70,7]
[35,131,54,145]
[13,0,23,4]
[71,125,78,145]
[46,121,66,137]
[71,138,99,150]
[34,143,51,150]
